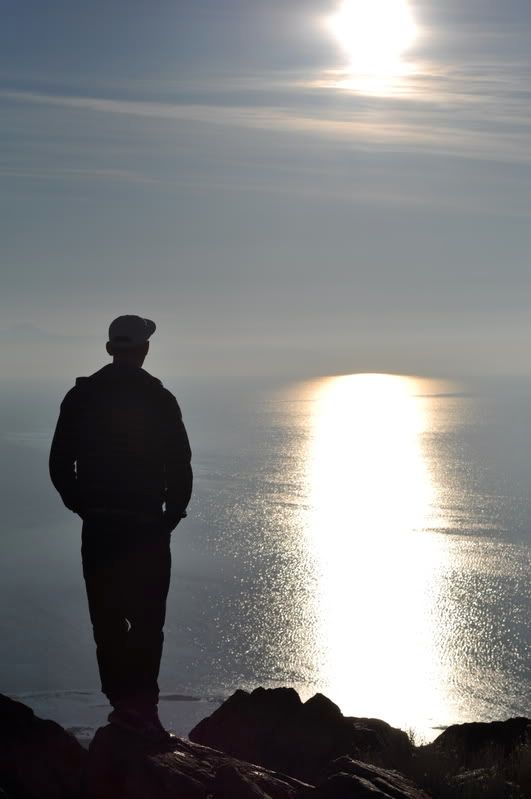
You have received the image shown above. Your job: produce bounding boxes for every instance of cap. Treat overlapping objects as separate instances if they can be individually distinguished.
[108,315,156,349]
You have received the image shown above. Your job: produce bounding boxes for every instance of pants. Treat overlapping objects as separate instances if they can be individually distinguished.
[81,515,171,709]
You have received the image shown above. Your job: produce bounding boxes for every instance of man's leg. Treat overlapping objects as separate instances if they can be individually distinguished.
[123,526,172,710]
[81,518,132,708]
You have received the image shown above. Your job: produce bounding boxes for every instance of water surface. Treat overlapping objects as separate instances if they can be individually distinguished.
[0,374,529,740]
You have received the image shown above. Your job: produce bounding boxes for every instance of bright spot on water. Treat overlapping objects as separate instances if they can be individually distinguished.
[300,374,449,731]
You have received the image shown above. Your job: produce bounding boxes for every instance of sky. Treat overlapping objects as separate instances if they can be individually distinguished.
[2,0,531,380]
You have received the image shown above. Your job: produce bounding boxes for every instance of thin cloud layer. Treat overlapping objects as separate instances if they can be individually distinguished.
[2,0,531,378]
[3,44,531,166]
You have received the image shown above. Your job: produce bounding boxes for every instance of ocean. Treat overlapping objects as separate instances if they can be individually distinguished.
[0,373,529,743]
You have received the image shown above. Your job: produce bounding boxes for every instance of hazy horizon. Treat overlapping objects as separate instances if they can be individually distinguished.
[3,322,531,383]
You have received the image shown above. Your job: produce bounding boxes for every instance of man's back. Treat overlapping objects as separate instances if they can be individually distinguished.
[50,361,192,523]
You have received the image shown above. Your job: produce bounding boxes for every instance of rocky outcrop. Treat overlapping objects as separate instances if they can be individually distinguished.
[86,725,308,799]
[189,687,412,782]
[0,693,86,799]
[427,717,531,768]
[86,724,428,799]
[190,689,531,798]
[0,690,426,799]
[1,690,529,799]
[411,718,531,799]
[447,767,521,799]
[315,757,430,799]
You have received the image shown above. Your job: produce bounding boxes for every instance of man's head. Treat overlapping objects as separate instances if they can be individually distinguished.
[106,315,156,367]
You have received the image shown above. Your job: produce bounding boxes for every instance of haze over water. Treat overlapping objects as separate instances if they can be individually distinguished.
[0,373,529,742]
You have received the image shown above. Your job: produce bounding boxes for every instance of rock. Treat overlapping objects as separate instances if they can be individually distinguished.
[427,717,531,769]
[214,764,284,799]
[4,689,527,799]
[86,722,426,799]
[411,722,531,799]
[343,717,412,769]
[314,768,431,799]
[0,693,86,799]
[322,757,431,799]
[86,723,309,799]
[190,687,413,782]
[448,767,520,799]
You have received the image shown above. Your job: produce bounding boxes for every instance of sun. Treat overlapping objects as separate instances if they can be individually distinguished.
[327,0,418,92]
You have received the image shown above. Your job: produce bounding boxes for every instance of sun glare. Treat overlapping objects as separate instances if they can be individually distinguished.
[327,0,418,93]
[301,374,450,735]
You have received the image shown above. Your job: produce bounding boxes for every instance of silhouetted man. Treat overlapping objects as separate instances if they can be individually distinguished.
[49,316,192,739]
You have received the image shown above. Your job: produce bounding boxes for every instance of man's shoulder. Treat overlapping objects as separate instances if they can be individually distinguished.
[68,365,111,392]
[123,368,182,417]
[57,382,83,416]
[138,366,163,388]
[61,367,107,400]
[156,384,182,415]
[141,374,184,417]
[59,365,125,406]
[60,366,180,413]
[138,368,175,396]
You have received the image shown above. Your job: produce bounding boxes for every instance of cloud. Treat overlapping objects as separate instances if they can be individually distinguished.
[0,53,531,166]
[2,66,531,167]
[0,165,158,184]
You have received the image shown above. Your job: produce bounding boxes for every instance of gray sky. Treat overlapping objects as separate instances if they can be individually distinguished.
[2,0,531,379]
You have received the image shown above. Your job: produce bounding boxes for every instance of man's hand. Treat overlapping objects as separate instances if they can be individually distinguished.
[162,510,186,534]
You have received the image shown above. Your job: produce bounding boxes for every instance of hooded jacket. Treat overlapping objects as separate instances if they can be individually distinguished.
[49,362,192,525]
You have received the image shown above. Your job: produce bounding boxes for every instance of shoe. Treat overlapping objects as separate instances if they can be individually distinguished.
[108,705,173,742]
[142,707,174,743]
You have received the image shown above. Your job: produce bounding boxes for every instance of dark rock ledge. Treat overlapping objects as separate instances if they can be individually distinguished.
[1,688,530,799]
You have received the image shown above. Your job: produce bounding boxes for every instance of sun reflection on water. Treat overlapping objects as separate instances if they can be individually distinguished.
[302,374,451,735]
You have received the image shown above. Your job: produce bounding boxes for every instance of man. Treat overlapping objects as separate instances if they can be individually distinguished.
[49,315,192,740]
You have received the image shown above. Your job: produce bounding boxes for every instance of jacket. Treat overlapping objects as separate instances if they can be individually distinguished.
[49,362,192,525]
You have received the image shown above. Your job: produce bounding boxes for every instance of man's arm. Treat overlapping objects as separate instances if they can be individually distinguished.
[49,389,81,514]
[162,393,193,530]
